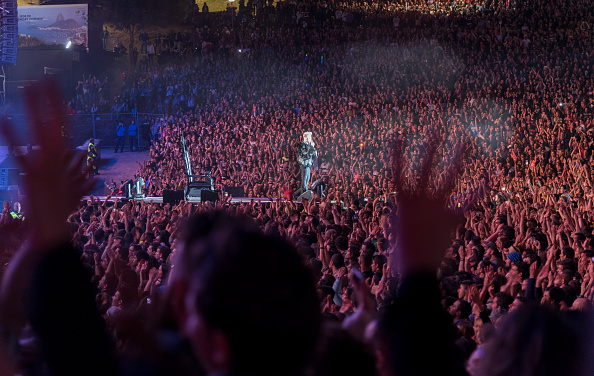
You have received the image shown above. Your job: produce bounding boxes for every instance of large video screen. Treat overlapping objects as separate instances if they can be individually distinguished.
[18,4,88,47]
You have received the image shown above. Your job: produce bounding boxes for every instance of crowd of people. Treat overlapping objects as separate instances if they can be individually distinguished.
[70,75,111,114]
[127,0,594,205]
[2,0,594,375]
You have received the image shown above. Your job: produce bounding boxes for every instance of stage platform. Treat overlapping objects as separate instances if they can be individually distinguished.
[82,196,278,204]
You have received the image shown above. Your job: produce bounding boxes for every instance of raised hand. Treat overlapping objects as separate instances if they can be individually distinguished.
[0,79,97,359]
[469,285,482,307]
[529,261,540,279]
[391,135,466,276]
[536,260,550,288]
[148,267,159,281]
[1,80,96,249]
[342,269,376,341]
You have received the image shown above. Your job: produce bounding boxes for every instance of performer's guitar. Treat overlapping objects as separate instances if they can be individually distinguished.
[297,142,316,167]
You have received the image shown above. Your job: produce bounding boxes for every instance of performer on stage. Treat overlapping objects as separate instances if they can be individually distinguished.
[296,132,317,191]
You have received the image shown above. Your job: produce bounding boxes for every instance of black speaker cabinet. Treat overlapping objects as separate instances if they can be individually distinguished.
[201,189,219,203]
[224,186,245,197]
[163,189,184,205]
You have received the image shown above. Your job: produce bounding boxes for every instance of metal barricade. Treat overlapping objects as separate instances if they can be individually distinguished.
[1,111,162,150]
[136,112,165,148]
[68,112,137,148]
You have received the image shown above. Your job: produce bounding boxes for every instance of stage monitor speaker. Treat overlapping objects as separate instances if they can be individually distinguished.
[186,181,212,198]
[163,189,184,205]
[296,189,313,201]
[201,189,219,203]
[121,179,135,199]
[186,186,203,199]
[292,187,305,200]
[224,186,245,197]
[310,179,327,197]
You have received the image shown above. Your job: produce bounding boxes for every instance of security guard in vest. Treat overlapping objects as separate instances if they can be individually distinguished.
[10,202,24,220]
[88,138,99,176]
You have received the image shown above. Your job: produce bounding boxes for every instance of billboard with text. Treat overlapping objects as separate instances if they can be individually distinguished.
[18,4,88,47]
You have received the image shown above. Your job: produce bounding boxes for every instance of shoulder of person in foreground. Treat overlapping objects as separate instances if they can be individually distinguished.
[167,210,321,376]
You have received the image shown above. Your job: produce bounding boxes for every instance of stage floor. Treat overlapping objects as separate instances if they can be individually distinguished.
[89,148,151,196]
[82,196,277,204]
